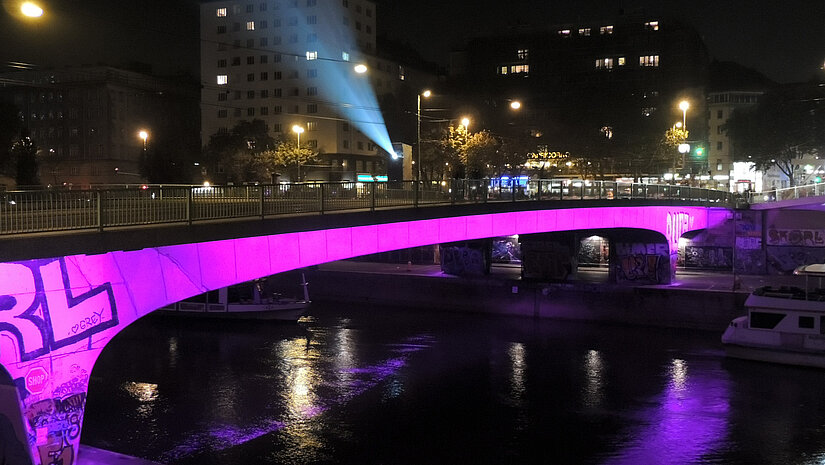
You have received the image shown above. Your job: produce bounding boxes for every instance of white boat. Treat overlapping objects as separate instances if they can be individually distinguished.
[722,264,825,368]
[162,273,310,321]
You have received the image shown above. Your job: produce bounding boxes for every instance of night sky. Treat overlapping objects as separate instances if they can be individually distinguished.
[0,0,822,83]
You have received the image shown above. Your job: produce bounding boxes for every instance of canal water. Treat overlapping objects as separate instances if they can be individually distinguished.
[83,302,825,465]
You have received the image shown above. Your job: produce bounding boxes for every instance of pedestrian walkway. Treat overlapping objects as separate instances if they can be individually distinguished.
[317,260,811,293]
[78,446,161,465]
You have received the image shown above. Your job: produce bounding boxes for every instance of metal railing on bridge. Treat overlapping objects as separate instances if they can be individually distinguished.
[0,179,733,235]
[748,182,825,205]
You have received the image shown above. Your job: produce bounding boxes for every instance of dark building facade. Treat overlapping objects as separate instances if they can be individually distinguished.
[0,66,199,187]
[448,13,710,179]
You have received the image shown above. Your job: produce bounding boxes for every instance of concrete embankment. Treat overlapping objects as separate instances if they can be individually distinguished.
[308,263,750,332]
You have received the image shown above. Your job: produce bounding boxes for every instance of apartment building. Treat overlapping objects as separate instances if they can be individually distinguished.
[201,0,414,181]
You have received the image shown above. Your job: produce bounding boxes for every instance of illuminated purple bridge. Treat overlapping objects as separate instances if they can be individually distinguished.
[0,203,726,464]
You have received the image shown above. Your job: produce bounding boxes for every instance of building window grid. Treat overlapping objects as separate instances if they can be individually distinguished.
[216,8,227,17]
[600,25,614,35]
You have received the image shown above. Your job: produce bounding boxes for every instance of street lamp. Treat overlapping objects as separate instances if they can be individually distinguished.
[292,125,305,181]
[353,63,368,74]
[461,117,470,131]
[20,2,43,17]
[416,89,431,182]
[138,130,149,150]
[510,100,522,110]
[679,100,690,129]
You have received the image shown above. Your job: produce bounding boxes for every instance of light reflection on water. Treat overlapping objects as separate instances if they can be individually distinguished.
[600,357,730,465]
[84,307,825,464]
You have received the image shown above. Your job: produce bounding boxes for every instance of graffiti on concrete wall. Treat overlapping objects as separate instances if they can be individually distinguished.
[0,257,117,465]
[20,365,88,465]
[684,246,732,269]
[766,247,825,275]
[614,242,669,284]
[441,246,487,276]
[767,228,825,247]
[0,258,118,362]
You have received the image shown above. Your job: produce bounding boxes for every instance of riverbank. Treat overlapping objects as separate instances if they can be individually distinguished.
[306,262,787,331]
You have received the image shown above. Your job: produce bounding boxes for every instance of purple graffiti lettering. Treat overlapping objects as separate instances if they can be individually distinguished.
[0,258,118,362]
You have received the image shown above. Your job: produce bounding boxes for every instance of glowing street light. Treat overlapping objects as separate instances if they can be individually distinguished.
[461,117,471,131]
[292,125,304,148]
[292,125,305,181]
[21,2,43,17]
[679,100,690,129]
[416,89,432,182]
[138,130,149,150]
[353,63,368,74]
[510,100,522,110]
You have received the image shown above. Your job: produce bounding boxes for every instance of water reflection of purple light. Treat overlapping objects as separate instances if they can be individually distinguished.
[601,358,730,465]
[160,334,432,462]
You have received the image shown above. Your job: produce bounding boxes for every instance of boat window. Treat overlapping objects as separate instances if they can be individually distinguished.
[799,316,814,329]
[207,290,221,303]
[228,283,254,303]
[750,311,786,329]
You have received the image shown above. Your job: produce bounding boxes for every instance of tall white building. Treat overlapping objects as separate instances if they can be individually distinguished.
[201,0,401,182]
[706,90,762,192]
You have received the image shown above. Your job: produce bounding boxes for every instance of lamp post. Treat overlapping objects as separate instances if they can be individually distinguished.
[416,90,431,183]
[679,100,690,129]
[461,117,470,131]
[292,125,304,181]
[138,130,149,151]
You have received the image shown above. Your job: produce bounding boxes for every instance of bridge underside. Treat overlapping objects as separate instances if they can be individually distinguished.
[0,205,717,464]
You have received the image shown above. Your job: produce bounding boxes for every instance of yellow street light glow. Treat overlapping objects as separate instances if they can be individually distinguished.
[21,2,43,17]
[422,89,431,98]
[678,100,690,112]
[461,117,470,129]
[292,125,304,134]
[353,64,368,74]
[138,130,149,142]
[510,100,522,110]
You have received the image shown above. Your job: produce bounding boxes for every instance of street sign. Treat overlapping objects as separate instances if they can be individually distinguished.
[25,366,49,395]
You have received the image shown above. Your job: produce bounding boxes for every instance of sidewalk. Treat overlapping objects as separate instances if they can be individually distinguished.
[317,261,812,293]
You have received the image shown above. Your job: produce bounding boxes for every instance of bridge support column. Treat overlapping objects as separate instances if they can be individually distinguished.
[440,239,492,276]
[8,351,99,465]
[519,233,578,281]
[608,231,673,284]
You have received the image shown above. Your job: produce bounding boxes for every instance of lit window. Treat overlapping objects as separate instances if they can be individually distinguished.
[557,29,571,36]
[307,121,317,131]
[639,55,659,67]
[600,25,613,35]
[510,64,529,74]
[517,48,529,60]
[216,8,227,17]
[645,21,659,31]
[499,66,508,75]
[342,51,350,61]
[217,75,228,85]
[578,28,591,36]
[246,21,255,31]
[596,58,614,69]
[618,57,626,66]
[398,65,405,81]
[306,51,318,60]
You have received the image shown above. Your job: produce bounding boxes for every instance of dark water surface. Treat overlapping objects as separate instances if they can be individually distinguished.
[83,302,825,464]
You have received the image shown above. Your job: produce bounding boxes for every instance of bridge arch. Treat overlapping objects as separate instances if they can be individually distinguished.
[0,205,719,464]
